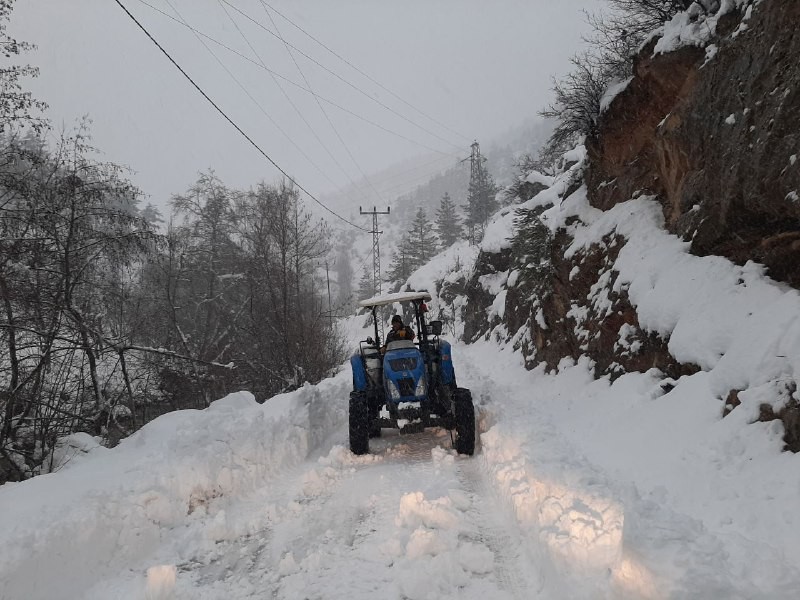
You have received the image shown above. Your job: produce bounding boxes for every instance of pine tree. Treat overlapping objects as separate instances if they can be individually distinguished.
[386,236,414,285]
[408,207,438,267]
[140,202,164,226]
[464,158,498,244]
[435,192,462,248]
[509,206,552,295]
[357,264,375,300]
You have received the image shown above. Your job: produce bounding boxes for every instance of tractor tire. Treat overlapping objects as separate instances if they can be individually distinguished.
[368,393,382,438]
[349,391,370,455]
[435,383,454,426]
[453,388,475,456]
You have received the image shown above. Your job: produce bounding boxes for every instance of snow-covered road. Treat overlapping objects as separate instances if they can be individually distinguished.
[0,344,547,600]
[74,399,543,599]
[1,331,799,599]
[159,430,541,600]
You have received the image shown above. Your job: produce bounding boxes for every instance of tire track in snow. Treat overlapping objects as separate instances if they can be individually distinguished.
[456,454,543,599]
[365,426,544,599]
[173,431,422,598]
[165,392,543,599]
[165,437,371,598]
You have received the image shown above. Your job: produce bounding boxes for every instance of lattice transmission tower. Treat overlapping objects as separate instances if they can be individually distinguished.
[359,206,390,296]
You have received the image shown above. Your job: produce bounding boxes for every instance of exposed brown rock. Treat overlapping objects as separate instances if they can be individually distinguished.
[587,41,706,213]
[757,381,800,452]
[464,226,694,380]
[588,2,800,287]
[722,388,742,417]
[531,232,696,379]
[463,248,511,343]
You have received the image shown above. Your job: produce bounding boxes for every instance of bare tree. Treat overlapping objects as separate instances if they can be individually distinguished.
[0,0,48,133]
[539,52,610,157]
[539,0,708,165]
[0,127,156,481]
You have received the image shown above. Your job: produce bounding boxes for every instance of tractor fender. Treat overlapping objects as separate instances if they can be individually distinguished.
[350,354,369,391]
[438,340,456,386]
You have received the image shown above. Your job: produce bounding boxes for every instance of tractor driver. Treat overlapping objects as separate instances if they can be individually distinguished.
[382,314,415,352]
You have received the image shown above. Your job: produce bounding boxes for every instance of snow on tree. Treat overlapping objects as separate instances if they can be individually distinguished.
[408,206,438,267]
[386,236,414,286]
[464,158,498,244]
[357,264,375,300]
[435,192,463,248]
[0,126,156,481]
[0,0,48,133]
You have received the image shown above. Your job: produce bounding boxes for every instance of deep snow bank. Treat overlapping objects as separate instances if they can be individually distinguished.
[0,371,350,600]
[451,173,800,596]
[462,340,800,600]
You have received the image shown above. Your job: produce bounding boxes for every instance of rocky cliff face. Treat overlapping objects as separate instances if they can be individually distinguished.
[461,185,695,382]
[460,0,798,448]
[587,0,800,287]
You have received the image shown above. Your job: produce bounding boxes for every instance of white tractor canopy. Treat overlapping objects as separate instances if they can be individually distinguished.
[358,291,432,309]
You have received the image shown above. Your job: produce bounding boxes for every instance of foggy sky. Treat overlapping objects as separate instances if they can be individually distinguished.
[11,0,596,217]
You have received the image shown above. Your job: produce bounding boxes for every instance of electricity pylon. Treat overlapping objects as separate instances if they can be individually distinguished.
[359,206,390,296]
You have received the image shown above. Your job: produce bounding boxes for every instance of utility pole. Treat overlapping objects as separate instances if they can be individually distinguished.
[359,206,390,297]
[325,260,333,328]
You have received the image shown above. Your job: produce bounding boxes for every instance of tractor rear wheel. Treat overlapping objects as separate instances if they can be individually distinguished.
[349,391,370,455]
[453,388,475,456]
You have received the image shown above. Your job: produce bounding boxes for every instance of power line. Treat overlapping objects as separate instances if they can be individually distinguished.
[260,0,472,145]
[369,154,459,189]
[214,0,373,205]
[136,0,462,159]
[378,165,464,197]
[161,0,346,199]
[257,1,388,204]
[142,0,452,220]
[114,0,368,232]
[221,0,465,153]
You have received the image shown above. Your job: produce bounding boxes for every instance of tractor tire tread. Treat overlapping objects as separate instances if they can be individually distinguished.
[453,387,475,456]
[349,391,370,455]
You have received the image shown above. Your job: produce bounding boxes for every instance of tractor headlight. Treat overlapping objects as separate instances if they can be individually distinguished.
[387,380,401,400]
[415,377,426,397]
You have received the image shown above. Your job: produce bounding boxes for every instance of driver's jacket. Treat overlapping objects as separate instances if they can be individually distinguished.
[385,325,415,344]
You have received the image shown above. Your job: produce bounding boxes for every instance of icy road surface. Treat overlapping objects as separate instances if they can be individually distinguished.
[163,432,540,600]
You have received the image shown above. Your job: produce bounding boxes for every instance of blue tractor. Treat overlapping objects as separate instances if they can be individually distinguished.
[349,291,475,455]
